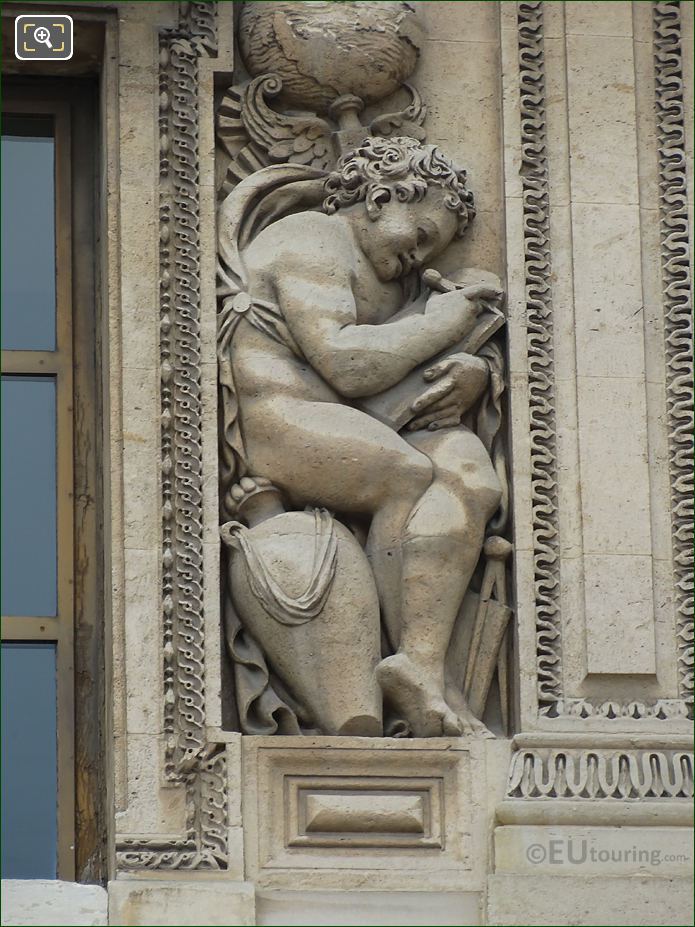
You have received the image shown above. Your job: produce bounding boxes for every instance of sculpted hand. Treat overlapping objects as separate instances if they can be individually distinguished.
[407,353,489,432]
[424,283,504,341]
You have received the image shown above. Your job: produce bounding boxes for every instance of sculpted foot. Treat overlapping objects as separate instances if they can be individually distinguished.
[445,682,493,738]
[376,653,463,737]
[229,475,273,510]
[228,476,285,527]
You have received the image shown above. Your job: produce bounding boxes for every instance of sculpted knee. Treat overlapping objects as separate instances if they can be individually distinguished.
[465,462,502,521]
[386,448,433,501]
[430,435,502,518]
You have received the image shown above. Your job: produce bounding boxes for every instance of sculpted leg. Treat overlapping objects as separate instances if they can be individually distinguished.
[376,428,502,736]
[244,401,500,737]
[243,397,432,518]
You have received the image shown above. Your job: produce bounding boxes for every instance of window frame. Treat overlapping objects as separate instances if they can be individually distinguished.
[1,78,104,882]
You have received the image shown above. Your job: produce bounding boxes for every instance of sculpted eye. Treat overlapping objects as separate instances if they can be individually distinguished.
[416,226,429,246]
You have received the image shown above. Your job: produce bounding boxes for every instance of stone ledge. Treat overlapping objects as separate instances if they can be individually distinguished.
[107,879,255,927]
[1,880,107,927]
[496,799,692,827]
[256,890,482,927]
[486,873,694,927]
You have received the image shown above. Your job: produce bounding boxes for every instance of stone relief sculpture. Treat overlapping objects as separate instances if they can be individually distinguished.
[216,1,512,738]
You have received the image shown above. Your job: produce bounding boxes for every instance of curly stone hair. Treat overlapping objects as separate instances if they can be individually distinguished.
[323,136,475,236]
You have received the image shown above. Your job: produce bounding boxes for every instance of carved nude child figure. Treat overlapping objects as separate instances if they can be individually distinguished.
[218,137,504,737]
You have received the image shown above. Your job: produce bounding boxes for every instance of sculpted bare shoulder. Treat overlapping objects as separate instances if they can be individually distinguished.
[244,211,358,285]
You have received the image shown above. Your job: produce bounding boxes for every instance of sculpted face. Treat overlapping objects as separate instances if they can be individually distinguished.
[362,186,460,281]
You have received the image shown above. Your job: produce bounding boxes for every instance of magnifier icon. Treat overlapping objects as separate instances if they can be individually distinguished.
[34,26,53,49]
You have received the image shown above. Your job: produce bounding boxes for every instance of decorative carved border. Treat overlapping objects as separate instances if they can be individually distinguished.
[518,1,693,721]
[517,1,562,715]
[507,747,694,801]
[116,1,227,872]
[653,0,694,708]
[546,698,690,721]
[116,744,227,871]
[159,3,211,782]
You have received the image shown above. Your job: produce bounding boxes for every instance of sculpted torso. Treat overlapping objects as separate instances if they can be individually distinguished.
[234,211,400,412]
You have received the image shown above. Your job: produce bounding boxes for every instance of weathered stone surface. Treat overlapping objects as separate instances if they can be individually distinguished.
[20,3,688,926]
[486,874,694,927]
[240,736,496,892]
[108,881,255,927]
[217,1,511,740]
[238,2,424,111]
[1,881,107,927]
[494,825,694,876]
[257,890,482,926]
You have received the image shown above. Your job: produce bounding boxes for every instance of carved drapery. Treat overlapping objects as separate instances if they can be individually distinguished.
[116,1,228,872]
[215,1,512,740]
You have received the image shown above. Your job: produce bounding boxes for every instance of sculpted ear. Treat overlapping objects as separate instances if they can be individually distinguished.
[365,185,391,222]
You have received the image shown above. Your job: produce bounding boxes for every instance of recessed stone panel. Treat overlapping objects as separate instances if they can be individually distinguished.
[242,737,488,892]
[287,776,441,848]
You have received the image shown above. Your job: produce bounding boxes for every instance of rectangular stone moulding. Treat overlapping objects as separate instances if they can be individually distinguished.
[242,738,480,886]
[287,776,443,849]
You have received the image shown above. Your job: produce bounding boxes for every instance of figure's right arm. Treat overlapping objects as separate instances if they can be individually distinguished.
[273,252,488,399]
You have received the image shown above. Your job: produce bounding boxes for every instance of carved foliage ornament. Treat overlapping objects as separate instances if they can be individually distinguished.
[216,74,427,194]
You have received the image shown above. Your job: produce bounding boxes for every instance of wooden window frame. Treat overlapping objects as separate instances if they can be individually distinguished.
[1,77,104,882]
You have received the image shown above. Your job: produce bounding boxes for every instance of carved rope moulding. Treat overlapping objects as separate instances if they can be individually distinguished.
[117,0,694,874]
[517,0,562,714]
[116,0,227,873]
[160,20,207,781]
[518,0,693,720]
[653,0,694,707]
[116,744,228,871]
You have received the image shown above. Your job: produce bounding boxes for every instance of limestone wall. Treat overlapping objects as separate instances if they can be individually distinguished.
[2,2,692,925]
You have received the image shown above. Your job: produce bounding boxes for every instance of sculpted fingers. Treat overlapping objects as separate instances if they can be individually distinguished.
[423,358,454,382]
[412,392,458,417]
[411,377,455,413]
[407,403,460,432]
[427,415,461,431]
[462,283,504,303]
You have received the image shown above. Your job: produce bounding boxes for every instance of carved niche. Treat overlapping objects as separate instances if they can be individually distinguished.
[216,1,513,740]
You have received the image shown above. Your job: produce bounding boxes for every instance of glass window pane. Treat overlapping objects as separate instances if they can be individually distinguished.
[1,642,58,879]
[1,114,56,351]
[1,376,57,617]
